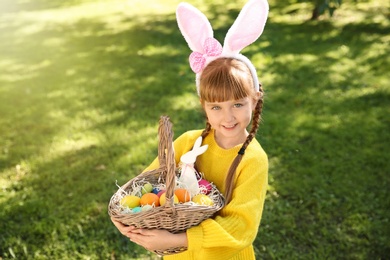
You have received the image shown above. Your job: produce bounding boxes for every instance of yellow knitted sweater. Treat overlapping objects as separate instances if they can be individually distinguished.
[144,129,268,260]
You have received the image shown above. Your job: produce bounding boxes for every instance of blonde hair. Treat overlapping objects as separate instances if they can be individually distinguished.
[198,58,264,203]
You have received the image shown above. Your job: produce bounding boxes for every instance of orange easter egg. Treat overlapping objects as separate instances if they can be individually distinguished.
[174,188,191,203]
[140,193,160,207]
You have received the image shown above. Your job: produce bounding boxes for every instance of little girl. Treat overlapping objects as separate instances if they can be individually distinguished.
[111,0,269,259]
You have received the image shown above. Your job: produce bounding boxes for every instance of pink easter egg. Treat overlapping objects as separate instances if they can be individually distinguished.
[198,179,212,194]
[157,190,166,198]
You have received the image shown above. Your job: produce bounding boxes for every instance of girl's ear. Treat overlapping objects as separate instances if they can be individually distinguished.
[255,90,262,100]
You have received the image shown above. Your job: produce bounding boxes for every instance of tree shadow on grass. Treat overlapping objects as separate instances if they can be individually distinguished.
[249,13,390,260]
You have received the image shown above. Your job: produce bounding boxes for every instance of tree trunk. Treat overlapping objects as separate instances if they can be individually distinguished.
[311,6,320,20]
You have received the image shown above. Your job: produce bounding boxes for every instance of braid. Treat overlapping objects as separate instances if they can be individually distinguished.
[243,86,264,149]
[224,85,264,203]
[194,121,212,174]
[201,121,212,139]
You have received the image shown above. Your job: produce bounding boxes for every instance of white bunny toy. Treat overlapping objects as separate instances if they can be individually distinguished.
[179,136,208,196]
[176,0,269,95]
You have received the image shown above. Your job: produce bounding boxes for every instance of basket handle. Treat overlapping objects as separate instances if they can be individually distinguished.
[157,116,176,209]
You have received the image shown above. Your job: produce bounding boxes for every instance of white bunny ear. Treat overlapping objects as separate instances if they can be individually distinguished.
[193,136,203,149]
[223,0,269,54]
[176,3,214,52]
[195,144,208,156]
[192,137,208,156]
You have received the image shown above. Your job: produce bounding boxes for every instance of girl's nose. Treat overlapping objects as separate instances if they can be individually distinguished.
[223,109,235,122]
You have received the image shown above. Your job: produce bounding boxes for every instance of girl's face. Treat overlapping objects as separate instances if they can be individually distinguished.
[203,96,257,149]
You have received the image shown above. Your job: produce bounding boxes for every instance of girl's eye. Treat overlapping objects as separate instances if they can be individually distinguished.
[234,103,243,108]
[211,106,221,110]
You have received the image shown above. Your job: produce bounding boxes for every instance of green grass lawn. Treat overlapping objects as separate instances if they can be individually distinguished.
[0,0,389,259]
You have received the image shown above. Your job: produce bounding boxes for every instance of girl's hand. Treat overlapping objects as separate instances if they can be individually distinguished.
[128,228,187,252]
[110,217,188,252]
[110,217,134,238]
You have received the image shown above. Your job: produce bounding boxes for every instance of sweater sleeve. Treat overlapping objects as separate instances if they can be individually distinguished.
[186,150,268,259]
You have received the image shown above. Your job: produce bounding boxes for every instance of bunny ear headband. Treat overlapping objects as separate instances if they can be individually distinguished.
[176,0,269,95]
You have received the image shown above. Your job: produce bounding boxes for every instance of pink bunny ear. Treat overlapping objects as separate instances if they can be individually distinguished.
[223,0,269,54]
[176,3,214,52]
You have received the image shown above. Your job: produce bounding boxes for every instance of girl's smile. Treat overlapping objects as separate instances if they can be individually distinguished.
[223,124,238,129]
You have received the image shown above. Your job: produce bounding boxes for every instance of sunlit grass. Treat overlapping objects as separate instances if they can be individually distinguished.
[1,0,389,259]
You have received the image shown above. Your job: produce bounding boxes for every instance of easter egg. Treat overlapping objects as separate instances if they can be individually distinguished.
[157,190,166,198]
[132,206,142,213]
[198,179,212,194]
[152,187,160,194]
[159,192,179,206]
[192,194,214,206]
[140,193,160,207]
[141,182,153,195]
[174,188,191,203]
[120,195,141,208]
[142,205,153,211]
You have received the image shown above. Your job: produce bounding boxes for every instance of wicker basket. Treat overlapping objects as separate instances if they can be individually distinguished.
[108,116,225,255]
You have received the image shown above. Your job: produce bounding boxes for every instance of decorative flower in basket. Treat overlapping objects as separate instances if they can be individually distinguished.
[108,116,225,255]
